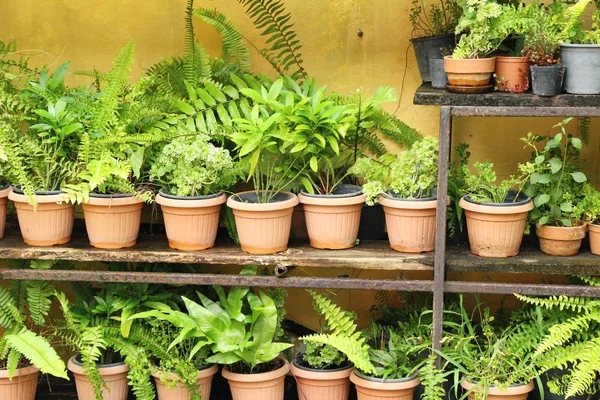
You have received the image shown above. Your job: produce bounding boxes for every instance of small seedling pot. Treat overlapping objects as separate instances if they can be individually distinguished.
[430,58,449,89]
[9,187,74,246]
[156,191,226,251]
[461,380,534,400]
[82,193,144,249]
[0,365,40,400]
[222,358,289,400]
[560,44,600,94]
[378,193,439,253]
[151,364,218,400]
[298,184,365,250]
[0,183,11,240]
[227,191,298,254]
[495,56,530,93]
[68,355,130,400]
[530,64,565,96]
[290,356,352,400]
[350,370,420,400]
[536,221,587,256]
[411,34,456,82]
[444,56,496,87]
[460,194,533,258]
[589,222,600,256]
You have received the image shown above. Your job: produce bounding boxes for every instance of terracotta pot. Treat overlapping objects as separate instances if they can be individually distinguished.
[82,194,144,249]
[9,189,74,246]
[227,191,298,254]
[0,366,39,400]
[156,191,226,251]
[461,380,534,400]
[460,196,533,258]
[536,222,587,256]
[0,184,11,240]
[350,370,420,400]
[378,194,438,253]
[152,364,218,400]
[291,204,309,240]
[290,359,352,400]
[589,222,600,256]
[68,356,130,400]
[444,56,496,86]
[495,56,530,93]
[222,358,289,400]
[298,185,365,250]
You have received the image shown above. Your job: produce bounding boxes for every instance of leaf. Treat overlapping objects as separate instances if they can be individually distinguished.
[534,155,545,164]
[175,100,196,116]
[560,218,572,227]
[549,158,563,174]
[327,136,339,155]
[570,172,587,183]
[560,202,573,212]
[310,156,318,172]
[538,216,550,225]
[534,193,551,207]
[6,329,68,379]
[268,79,284,101]
[571,137,582,149]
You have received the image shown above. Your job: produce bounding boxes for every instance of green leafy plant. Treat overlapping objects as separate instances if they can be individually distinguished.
[522,3,563,66]
[448,143,471,238]
[573,183,600,223]
[410,0,461,38]
[463,161,533,204]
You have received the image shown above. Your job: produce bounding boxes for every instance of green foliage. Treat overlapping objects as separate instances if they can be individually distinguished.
[410,0,461,38]
[573,183,600,223]
[448,143,471,238]
[522,3,563,66]
[350,136,438,204]
[463,161,532,204]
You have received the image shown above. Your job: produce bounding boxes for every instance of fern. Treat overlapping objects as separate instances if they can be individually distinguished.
[309,290,358,337]
[301,333,375,374]
[223,205,239,243]
[6,328,68,379]
[26,281,53,326]
[420,355,448,400]
[578,117,590,146]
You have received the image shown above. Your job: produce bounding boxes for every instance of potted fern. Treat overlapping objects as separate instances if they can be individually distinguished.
[151,133,239,251]
[573,184,600,256]
[459,161,533,258]
[350,136,440,253]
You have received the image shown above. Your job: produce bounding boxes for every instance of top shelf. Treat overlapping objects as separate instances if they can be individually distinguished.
[413,84,600,108]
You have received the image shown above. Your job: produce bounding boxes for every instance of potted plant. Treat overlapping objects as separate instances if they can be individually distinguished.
[522,3,565,96]
[151,133,239,250]
[409,0,459,82]
[573,184,600,256]
[350,136,440,253]
[495,37,531,93]
[522,119,588,256]
[459,161,534,258]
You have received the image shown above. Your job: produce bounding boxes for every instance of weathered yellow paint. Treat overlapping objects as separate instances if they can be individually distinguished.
[1,0,596,330]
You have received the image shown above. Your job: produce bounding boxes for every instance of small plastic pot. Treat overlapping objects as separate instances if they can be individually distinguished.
[461,380,534,400]
[350,370,420,400]
[152,364,218,400]
[495,56,530,93]
[290,357,352,400]
[430,57,449,89]
[411,34,456,82]
[222,358,289,400]
[0,365,40,400]
[530,64,565,96]
[589,222,600,256]
[68,355,130,400]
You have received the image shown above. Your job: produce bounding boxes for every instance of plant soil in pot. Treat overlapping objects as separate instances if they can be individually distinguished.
[298,184,365,250]
[156,191,226,251]
[589,222,600,256]
[350,370,420,400]
[530,65,565,96]
[560,44,600,94]
[152,364,218,400]
[222,358,289,400]
[290,357,352,400]
[495,56,530,93]
[536,222,587,256]
[0,183,11,240]
[460,195,533,258]
[411,34,456,82]
[9,188,74,246]
[379,193,438,253]
[68,355,130,400]
[227,191,298,254]
[461,380,534,400]
[82,193,144,249]
[0,366,39,400]
[444,56,496,87]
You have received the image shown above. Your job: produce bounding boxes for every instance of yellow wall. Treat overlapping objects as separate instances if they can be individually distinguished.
[1,0,598,330]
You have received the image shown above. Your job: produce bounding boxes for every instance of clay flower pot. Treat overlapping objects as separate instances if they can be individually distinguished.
[290,358,352,400]
[222,358,289,400]
[378,193,438,253]
[460,195,533,258]
[444,56,496,87]
[461,380,534,400]
[82,194,144,249]
[495,56,530,93]
[9,188,74,246]
[350,370,420,400]
[0,183,11,240]
[156,191,226,251]
[152,364,218,400]
[0,366,39,400]
[536,222,587,256]
[589,222,600,256]
[298,184,365,250]
[227,191,298,254]
[68,356,130,400]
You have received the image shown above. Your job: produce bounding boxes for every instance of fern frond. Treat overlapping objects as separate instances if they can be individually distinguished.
[26,281,53,326]
[578,117,590,146]
[308,290,358,337]
[301,333,375,374]
[515,294,597,313]
[6,328,68,379]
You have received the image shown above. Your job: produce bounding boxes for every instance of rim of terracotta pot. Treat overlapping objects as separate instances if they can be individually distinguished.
[495,56,530,63]
[68,355,130,376]
[222,358,289,383]
[300,184,363,199]
[461,380,534,396]
[444,56,496,73]
[0,365,39,378]
[379,193,438,210]
[227,191,298,211]
[460,196,533,215]
[8,188,69,204]
[158,189,224,201]
[536,221,587,240]
[290,356,353,380]
[156,191,226,208]
[0,182,11,198]
[410,33,455,43]
[84,193,144,206]
[298,190,365,206]
[350,370,420,390]
[151,364,218,381]
[589,222,600,233]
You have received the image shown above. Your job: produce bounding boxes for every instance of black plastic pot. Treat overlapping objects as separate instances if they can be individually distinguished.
[430,58,448,89]
[358,203,386,241]
[411,34,456,82]
[530,64,565,97]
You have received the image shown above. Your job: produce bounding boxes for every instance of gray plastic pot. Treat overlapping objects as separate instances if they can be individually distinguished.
[530,64,565,96]
[411,34,455,82]
[430,58,448,89]
[560,44,600,94]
